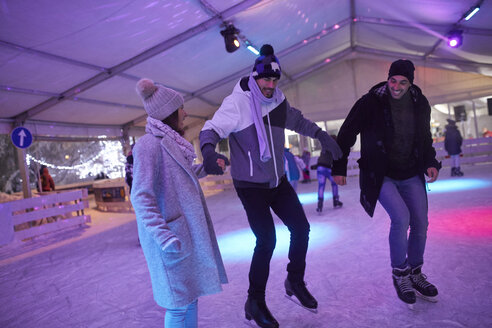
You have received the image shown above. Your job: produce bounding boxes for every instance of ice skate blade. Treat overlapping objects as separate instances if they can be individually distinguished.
[415,291,438,303]
[406,303,415,310]
[243,318,261,328]
[244,317,278,328]
[284,294,318,313]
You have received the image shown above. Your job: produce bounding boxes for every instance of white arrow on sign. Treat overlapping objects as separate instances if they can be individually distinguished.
[18,129,26,147]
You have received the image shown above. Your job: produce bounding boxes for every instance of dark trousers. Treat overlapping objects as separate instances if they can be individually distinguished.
[235,177,310,299]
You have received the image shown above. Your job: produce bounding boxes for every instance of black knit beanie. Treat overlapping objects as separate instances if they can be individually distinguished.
[388,59,415,84]
[252,44,281,80]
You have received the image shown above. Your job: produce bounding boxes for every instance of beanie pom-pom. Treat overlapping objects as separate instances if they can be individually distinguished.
[136,79,157,99]
[260,44,274,56]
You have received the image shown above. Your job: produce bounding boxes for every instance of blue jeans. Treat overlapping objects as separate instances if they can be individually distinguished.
[378,175,429,269]
[164,299,198,328]
[451,154,460,167]
[316,166,338,199]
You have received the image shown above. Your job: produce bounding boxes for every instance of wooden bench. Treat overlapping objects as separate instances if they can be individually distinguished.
[199,171,234,196]
[0,189,91,246]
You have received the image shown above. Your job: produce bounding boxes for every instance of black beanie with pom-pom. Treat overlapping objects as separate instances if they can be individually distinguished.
[252,44,281,80]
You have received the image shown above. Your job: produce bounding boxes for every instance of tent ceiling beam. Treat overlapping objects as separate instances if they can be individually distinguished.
[11,0,261,124]
[355,46,492,70]
[0,40,108,72]
[118,72,219,107]
[281,48,355,86]
[0,85,59,97]
[350,0,356,48]
[357,16,492,36]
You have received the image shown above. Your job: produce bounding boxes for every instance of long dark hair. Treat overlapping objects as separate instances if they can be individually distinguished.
[40,165,48,176]
[162,109,184,136]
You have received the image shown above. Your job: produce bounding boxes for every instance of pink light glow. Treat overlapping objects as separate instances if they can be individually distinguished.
[333,24,340,30]
[430,206,492,239]
[325,58,331,63]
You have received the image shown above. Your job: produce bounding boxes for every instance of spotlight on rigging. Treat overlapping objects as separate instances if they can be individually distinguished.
[220,24,240,53]
[447,30,463,48]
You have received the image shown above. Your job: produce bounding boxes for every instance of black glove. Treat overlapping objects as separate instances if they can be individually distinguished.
[317,150,333,168]
[201,144,230,175]
[316,130,342,160]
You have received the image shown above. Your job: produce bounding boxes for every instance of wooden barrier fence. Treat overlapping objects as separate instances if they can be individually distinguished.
[309,137,492,178]
[434,137,492,167]
[0,189,91,246]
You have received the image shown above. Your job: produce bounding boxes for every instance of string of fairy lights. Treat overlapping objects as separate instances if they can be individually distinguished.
[26,141,125,179]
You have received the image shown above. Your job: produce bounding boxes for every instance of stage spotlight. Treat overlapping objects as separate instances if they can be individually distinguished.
[220,24,240,53]
[447,30,463,48]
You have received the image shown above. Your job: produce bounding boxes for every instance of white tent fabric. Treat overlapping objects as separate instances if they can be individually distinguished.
[1,0,491,139]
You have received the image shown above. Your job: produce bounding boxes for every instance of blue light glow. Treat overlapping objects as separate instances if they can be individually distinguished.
[427,178,491,193]
[247,45,259,55]
[465,7,480,21]
[217,222,339,263]
[297,192,332,205]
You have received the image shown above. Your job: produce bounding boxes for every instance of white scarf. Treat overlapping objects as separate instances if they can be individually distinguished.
[247,73,284,162]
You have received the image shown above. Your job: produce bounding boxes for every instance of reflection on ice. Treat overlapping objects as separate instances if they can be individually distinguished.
[217,222,339,262]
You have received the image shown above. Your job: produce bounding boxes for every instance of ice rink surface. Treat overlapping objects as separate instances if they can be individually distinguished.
[1,163,491,328]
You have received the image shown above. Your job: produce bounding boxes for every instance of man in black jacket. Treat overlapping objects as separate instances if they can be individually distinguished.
[332,59,441,307]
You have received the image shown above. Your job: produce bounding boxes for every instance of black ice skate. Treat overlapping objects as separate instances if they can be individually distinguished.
[392,267,416,309]
[244,297,279,328]
[284,279,318,313]
[333,196,343,208]
[410,265,438,303]
[316,198,323,214]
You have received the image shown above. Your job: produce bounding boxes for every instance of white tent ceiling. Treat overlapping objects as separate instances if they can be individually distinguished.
[1,0,491,141]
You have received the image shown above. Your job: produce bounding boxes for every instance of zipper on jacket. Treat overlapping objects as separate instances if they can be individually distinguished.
[248,151,253,177]
[266,111,279,187]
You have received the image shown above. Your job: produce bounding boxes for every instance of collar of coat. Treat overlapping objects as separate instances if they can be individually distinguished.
[370,81,422,103]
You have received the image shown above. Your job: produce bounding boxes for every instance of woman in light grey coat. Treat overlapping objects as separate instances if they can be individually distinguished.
[131,78,228,328]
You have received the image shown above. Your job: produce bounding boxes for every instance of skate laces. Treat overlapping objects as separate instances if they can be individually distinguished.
[412,273,432,289]
[394,274,413,293]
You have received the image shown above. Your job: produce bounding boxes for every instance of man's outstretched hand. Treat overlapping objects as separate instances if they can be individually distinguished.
[201,144,229,175]
[333,175,346,186]
[317,130,342,160]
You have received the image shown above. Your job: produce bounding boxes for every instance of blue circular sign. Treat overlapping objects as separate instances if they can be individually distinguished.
[11,127,33,149]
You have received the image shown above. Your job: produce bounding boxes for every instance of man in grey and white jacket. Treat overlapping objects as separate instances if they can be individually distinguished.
[199,44,341,328]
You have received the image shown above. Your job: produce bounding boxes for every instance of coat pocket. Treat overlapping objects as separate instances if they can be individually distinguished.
[161,214,192,266]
